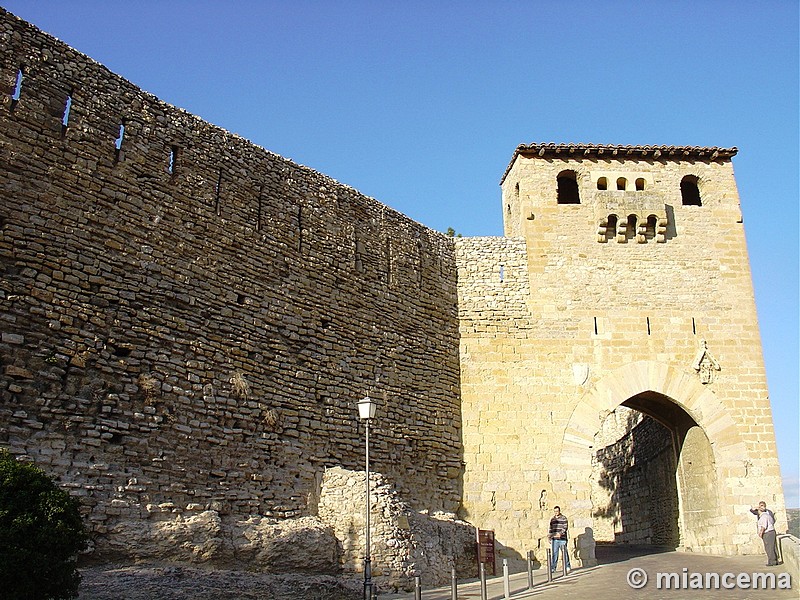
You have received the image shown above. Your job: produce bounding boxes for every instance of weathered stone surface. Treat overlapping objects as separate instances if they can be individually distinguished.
[318,467,476,589]
[99,510,226,564]
[0,6,461,587]
[94,510,341,574]
[77,564,362,600]
[232,515,340,574]
[0,7,786,591]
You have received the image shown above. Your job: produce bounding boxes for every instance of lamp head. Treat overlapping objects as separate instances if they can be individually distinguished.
[357,395,377,420]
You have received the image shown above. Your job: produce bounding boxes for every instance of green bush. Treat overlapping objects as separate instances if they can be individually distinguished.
[0,449,88,600]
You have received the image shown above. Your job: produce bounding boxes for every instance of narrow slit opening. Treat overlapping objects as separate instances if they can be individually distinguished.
[257,186,263,232]
[61,93,72,136]
[297,205,303,252]
[215,169,223,215]
[115,123,126,162]
[168,146,177,175]
[385,236,392,285]
[10,68,23,110]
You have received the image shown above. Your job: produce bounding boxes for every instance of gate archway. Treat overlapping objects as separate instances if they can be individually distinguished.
[590,392,720,550]
[561,361,746,556]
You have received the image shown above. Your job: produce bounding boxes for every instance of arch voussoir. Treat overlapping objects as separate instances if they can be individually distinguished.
[560,360,749,554]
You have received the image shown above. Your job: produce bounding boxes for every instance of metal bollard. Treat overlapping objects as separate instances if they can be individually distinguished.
[414,575,421,600]
[527,550,534,589]
[503,558,510,599]
[479,563,488,600]
[546,548,552,582]
[451,567,458,600]
[562,545,568,577]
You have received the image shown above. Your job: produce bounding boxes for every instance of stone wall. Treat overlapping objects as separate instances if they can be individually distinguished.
[0,8,463,584]
[592,406,679,546]
[318,467,476,590]
[0,7,788,586]
[457,145,786,568]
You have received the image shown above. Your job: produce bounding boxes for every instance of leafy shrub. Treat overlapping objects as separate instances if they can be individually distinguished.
[0,449,88,600]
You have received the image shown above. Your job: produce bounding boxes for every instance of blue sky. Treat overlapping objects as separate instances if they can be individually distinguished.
[4,1,797,508]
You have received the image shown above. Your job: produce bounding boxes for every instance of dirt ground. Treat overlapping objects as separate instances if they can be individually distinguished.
[77,564,363,600]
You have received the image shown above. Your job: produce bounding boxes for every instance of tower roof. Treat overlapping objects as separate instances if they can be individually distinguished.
[500,143,739,184]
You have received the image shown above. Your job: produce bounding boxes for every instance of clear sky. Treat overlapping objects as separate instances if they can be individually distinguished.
[3,1,798,508]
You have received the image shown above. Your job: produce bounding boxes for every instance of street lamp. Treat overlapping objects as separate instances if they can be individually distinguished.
[357,395,377,599]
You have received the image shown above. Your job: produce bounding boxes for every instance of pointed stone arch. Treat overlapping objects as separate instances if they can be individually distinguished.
[560,361,750,557]
[561,361,744,466]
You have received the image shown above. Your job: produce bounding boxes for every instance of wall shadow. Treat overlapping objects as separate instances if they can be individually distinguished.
[595,542,675,564]
[591,392,702,549]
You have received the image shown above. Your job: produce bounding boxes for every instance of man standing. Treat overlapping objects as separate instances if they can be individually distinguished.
[756,501,779,566]
[548,506,571,573]
[750,500,775,521]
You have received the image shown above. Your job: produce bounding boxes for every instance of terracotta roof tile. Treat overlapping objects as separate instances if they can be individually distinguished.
[500,143,738,184]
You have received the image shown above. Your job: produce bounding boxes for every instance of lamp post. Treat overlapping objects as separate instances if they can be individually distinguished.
[357,395,377,600]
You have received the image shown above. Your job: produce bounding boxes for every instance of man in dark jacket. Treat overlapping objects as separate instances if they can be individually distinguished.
[548,506,571,573]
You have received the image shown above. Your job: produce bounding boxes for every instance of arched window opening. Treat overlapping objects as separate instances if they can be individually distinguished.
[616,177,627,191]
[557,170,580,204]
[681,175,701,205]
[645,215,658,241]
[605,214,618,242]
[597,177,608,191]
[626,214,637,241]
[635,178,646,191]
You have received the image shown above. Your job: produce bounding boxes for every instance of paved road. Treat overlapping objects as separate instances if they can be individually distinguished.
[381,546,795,600]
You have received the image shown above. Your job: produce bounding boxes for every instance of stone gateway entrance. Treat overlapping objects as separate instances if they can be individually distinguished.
[457,144,786,571]
[590,387,722,552]
[563,361,755,558]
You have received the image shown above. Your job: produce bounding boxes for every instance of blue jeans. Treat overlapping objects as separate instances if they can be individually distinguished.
[551,538,571,571]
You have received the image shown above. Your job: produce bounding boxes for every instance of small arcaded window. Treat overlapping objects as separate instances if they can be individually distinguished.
[645,215,658,240]
[616,177,627,191]
[635,178,646,191]
[597,177,608,191]
[557,170,580,204]
[681,175,701,205]
[604,214,618,242]
[625,214,638,241]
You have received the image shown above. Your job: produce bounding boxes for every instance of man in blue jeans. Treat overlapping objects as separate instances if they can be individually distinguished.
[549,506,571,573]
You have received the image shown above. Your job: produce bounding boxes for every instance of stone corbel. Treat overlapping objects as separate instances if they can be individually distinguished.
[656,217,667,243]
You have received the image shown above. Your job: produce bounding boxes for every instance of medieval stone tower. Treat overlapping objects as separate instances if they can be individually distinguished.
[455,143,787,565]
[0,8,786,587]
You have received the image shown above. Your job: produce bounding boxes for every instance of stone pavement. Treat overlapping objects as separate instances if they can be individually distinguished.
[380,546,796,600]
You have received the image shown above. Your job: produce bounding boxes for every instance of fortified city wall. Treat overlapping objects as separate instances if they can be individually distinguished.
[0,7,788,588]
[0,8,472,587]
